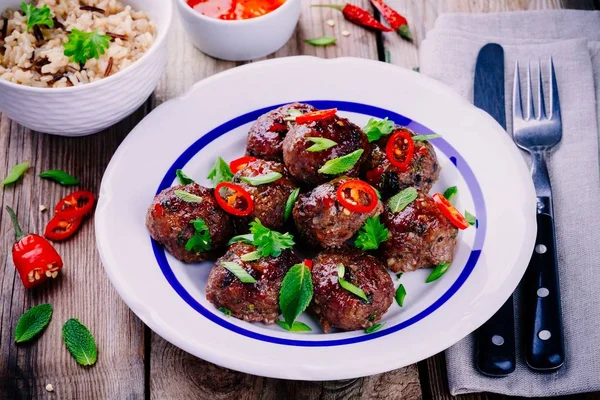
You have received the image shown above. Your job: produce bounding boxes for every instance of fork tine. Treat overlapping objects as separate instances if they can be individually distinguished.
[513,60,523,121]
[526,60,535,120]
[549,57,561,121]
[537,59,546,120]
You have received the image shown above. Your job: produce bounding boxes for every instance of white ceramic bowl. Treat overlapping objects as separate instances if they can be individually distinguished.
[0,0,172,136]
[176,0,300,61]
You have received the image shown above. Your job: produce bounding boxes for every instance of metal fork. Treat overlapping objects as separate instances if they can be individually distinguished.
[513,59,565,371]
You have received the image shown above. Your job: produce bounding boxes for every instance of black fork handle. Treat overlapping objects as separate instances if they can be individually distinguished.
[475,296,516,376]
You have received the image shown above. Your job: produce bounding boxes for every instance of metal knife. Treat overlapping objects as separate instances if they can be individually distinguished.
[473,43,516,377]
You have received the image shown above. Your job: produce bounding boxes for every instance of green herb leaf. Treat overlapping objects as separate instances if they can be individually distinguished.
[63,29,110,65]
[185,218,212,254]
[305,137,337,152]
[412,134,441,142]
[20,2,54,32]
[388,187,418,213]
[39,169,79,186]
[426,262,451,283]
[465,210,476,226]
[14,303,53,343]
[276,320,312,332]
[337,265,369,302]
[396,272,403,281]
[228,233,254,245]
[249,219,295,258]
[305,36,337,46]
[218,307,232,317]
[240,172,282,186]
[395,284,406,307]
[62,318,97,366]
[318,149,364,175]
[2,162,29,186]
[365,323,384,334]
[444,186,458,203]
[176,169,195,185]
[174,190,203,203]
[354,216,390,251]
[207,157,233,186]
[240,251,261,262]
[284,188,300,221]
[220,261,257,284]
[280,263,313,326]
[363,117,395,142]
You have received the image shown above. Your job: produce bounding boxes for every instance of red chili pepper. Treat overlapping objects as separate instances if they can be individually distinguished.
[54,190,96,219]
[296,108,337,124]
[432,193,470,230]
[44,216,83,242]
[369,0,411,39]
[386,130,415,172]
[230,156,257,174]
[336,180,378,213]
[313,4,392,32]
[303,259,313,270]
[5,206,63,289]
[215,182,255,216]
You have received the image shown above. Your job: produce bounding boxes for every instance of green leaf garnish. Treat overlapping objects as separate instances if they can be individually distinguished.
[14,303,53,343]
[62,318,97,366]
[249,219,295,258]
[185,218,212,254]
[465,210,476,226]
[39,169,79,186]
[363,117,395,142]
[305,36,337,46]
[218,307,232,317]
[279,263,313,326]
[306,137,337,152]
[240,251,261,262]
[318,149,364,175]
[388,187,418,213]
[240,172,282,186]
[228,233,254,245]
[20,2,54,32]
[412,134,441,142]
[63,29,110,65]
[220,261,257,284]
[276,320,312,332]
[176,169,195,185]
[444,186,458,202]
[354,216,390,251]
[365,323,384,334]
[2,161,29,186]
[337,264,369,302]
[395,284,406,307]
[207,156,234,186]
[174,190,203,203]
[284,188,300,221]
[426,262,451,283]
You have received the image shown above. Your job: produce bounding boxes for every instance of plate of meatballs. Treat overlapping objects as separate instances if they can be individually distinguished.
[96,57,537,380]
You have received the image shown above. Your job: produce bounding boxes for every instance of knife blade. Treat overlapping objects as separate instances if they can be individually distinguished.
[473,43,516,377]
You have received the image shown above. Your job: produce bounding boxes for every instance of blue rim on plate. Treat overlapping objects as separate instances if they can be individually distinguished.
[151,100,487,347]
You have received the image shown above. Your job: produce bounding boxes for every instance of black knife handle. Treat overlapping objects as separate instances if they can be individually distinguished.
[524,213,565,371]
[475,296,516,376]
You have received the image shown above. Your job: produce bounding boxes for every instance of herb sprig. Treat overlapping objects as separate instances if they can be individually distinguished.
[20,2,54,32]
[63,29,110,65]
[232,219,295,261]
[354,216,390,251]
[363,117,395,142]
[185,218,212,254]
[207,157,234,186]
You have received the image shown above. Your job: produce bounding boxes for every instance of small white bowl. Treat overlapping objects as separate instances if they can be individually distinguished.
[176,0,300,61]
[0,0,172,136]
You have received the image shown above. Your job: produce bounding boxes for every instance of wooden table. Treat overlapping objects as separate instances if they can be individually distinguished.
[2,0,599,398]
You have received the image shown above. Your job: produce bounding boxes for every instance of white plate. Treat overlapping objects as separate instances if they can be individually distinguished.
[96,57,536,380]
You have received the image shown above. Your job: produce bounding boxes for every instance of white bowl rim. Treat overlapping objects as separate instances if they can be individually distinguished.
[0,0,173,93]
[176,0,298,26]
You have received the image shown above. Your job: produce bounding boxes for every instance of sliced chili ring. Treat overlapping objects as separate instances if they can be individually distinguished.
[215,182,254,216]
[54,190,96,219]
[44,216,83,241]
[296,108,337,124]
[336,180,378,213]
[230,156,257,174]
[386,130,415,172]
[432,193,470,230]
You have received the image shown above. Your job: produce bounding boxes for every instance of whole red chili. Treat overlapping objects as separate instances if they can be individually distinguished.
[6,206,63,289]
[369,0,411,39]
[313,4,392,32]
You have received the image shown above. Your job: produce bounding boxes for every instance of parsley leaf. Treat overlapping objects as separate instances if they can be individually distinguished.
[20,2,54,32]
[465,210,476,226]
[279,263,313,326]
[318,149,364,175]
[276,320,312,332]
[363,117,395,142]
[14,303,53,343]
[388,187,418,213]
[207,156,233,186]
[63,29,110,65]
[354,216,390,251]
[62,318,97,366]
[185,218,212,254]
[249,219,295,258]
[444,186,458,202]
[305,137,337,152]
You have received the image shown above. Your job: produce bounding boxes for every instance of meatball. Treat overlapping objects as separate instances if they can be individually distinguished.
[365,126,440,199]
[311,248,394,332]
[146,183,233,263]
[231,158,298,232]
[246,103,317,162]
[206,242,300,324]
[381,191,458,272]
[282,113,369,186]
[292,176,383,248]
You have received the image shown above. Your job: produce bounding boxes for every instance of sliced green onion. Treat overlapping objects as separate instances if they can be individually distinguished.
[395,284,406,307]
[365,323,384,334]
[426,262,451,283]
[388,187,418,213]
[276,320,312,332]
[218,307,232,317]
[305,36,337,46]
[444,186,458,202]
[174,190,203,203]
[306,137,337,152]
[396,272,403,281]
[339,278,369,302]
[240,172,282,186]
[337,263,345,279]
[240,251,261,262]
[284,188,300,221]
[283,109,303,122]
[39,169,79,186]
[412,134,441,142]
[220,262,257,284]
[228,233,255,245]
[465,210,476,226]
[2,162,29,186]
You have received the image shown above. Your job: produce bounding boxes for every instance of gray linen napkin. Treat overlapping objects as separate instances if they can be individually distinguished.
[419,10,600,397]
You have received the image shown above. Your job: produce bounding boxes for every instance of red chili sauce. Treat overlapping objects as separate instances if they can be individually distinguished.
[186,0,286,20]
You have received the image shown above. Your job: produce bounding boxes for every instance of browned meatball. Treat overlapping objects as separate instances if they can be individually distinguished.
[292,176,383,248]
[231,159,298,232]
[381,191,458,272]
[206,242,300,324]
[365,126,440,199]
[146,183,233,263]
[246,103,317,162]
[311,248,394,333]
[282,114,369,186]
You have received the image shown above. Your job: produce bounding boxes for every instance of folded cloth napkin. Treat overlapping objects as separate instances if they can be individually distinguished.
[419,10,600,397]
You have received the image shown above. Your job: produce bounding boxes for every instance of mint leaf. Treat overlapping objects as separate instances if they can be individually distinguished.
[176,169,194,185]
[395,284,406,307]
[444,186,458,203]
[207,157,233,186]
[365,323,384,334]
[20,3,54,32]
[220,262,257,284]
[185,218,211,254]
[465,210,476,226]
[279,263,313,327]
[2,161,29,186]
[426,262,451,283]
[249,219,294,258]
[284,188,300,221]
[14,303,53,343]
[62,318,97,366]
[305,137,337,152]
[388,187,418,213]
[318,149,364,175]
[174,190,203,203]
[354,216,390,251]
[240,172,282,186]
[363,117,395,142]
[63,29,110,65]
[276,320,312,332]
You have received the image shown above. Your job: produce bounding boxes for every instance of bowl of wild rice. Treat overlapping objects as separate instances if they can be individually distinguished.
[0,0,172,136]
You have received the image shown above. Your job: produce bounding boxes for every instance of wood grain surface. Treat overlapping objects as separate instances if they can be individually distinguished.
[0,0,597,399]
